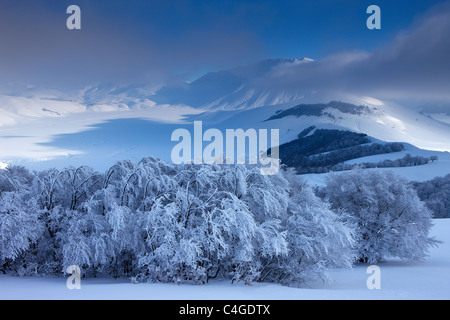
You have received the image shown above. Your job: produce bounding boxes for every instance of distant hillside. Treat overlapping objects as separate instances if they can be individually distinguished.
[266,101,372,121]
[275,127,406,174]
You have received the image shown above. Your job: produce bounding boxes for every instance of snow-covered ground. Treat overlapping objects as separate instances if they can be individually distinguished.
[1,219,449,300]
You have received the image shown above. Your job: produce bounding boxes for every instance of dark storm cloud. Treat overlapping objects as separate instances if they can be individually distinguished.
[0,0,264,89]
[0,2,160,88]
[259,1,450,108]
[355,0,450,100]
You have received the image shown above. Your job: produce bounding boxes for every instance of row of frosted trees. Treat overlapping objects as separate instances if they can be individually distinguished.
[413,174,450,218]
[0,157,438,286]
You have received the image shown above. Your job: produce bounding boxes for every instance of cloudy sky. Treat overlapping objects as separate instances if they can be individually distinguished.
[0,0,448,97]
[260,0,450,110]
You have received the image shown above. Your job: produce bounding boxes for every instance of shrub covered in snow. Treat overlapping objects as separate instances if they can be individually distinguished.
[0,160,438,286]
[325,170,439,264]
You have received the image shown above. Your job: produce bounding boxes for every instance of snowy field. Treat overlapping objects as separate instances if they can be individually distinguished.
[1,219,449,300]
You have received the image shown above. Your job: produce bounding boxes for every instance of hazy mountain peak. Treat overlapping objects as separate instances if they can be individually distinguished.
[153,58,314,110]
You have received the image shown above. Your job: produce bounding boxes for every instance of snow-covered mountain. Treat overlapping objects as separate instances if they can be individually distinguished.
[153,58,314,110]
[150,57,450,150]
[0,83,165,127]
[186,97,450,182]
[261,98,450,152]
[0,58,449,176]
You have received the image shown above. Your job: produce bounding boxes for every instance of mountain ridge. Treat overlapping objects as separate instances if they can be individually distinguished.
[153,58,314,110]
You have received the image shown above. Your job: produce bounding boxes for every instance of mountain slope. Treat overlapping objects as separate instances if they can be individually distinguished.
[0,59,449,176]
[154,58,313,110]
[152,57,450,150]
[261,98,450,152]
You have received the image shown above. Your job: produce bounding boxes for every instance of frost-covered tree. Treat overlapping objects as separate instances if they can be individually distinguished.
[325,169,439,263]
[261,170,355,285]
[60,161,145,278]
[413,174,450,218]
[0,191,44,274]
[1,157,361,287]
[0,166,34,194]
[136,163,356,286]
[137,163,278,285]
